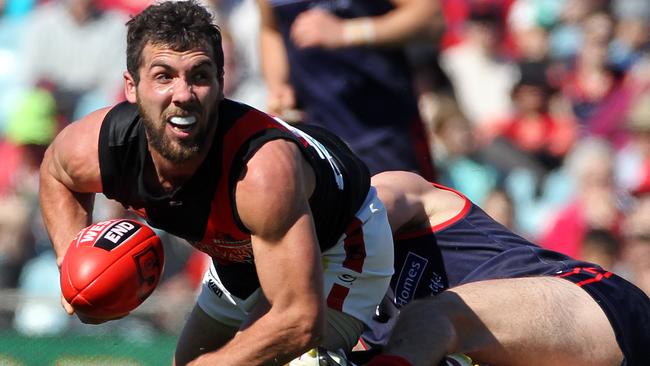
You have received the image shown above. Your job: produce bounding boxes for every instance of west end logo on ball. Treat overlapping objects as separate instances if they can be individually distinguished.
[85,220,141,251]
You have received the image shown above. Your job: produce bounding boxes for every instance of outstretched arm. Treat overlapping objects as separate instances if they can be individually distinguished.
[40,108,108,265]
[190,140,323,365]
[39,108,108,315]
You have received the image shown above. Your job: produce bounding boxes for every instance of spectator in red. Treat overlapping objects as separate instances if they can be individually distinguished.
[439,0,516,52]
[441,5,520,128]
[490,76,576,172]
[559,12,625,132]
[540,138,624,259]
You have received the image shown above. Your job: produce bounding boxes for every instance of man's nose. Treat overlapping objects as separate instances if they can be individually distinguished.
[172,79,194,104]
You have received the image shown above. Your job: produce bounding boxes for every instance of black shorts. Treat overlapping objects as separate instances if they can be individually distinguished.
[556,267,650,366]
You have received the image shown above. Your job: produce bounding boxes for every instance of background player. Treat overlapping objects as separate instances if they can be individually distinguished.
[365,171,650,366]
[258,0,437,178]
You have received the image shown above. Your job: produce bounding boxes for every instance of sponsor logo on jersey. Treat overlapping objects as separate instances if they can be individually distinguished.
[92,220,141,251]
[395,252,428,307]
[191,235,254,264]
[133,246,162,301]
[428,271,446,295]
[207,279,224,298]
[338,273,357,284]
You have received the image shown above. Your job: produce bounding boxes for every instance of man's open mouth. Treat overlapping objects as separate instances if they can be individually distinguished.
[169,116,197,131]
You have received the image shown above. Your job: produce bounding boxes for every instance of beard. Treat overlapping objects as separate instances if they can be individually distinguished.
[137,101,210,164]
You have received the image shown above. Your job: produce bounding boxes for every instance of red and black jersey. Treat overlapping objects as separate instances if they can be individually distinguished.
[98,99,370,297]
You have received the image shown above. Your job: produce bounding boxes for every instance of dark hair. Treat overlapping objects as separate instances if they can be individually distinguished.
[126,1,224,84]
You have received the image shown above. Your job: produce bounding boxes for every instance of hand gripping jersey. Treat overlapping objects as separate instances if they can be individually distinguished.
[98,99,370,299]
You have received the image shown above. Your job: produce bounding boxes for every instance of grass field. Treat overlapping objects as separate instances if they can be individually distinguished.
[0,290,192,366]
[0,330,177,366]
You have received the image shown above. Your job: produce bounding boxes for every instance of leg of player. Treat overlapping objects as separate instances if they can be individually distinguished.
[321,307,365,352]
[384,277,623,366]
[173,305,238,366]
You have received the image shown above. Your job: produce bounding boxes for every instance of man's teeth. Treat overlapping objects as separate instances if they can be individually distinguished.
[170,116,197,126]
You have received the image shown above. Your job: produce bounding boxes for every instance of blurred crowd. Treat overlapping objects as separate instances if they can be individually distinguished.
[0,0,649,338]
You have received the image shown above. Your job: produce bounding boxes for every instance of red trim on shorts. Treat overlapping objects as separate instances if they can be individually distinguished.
[327,283,350,311]
[394,183,472,240]
[556,267,613,287]
[355,337,370,351]
[575,271,613,287]
[342,217,367,273]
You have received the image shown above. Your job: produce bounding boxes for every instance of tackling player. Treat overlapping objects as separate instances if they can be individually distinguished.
[365,171,650,366]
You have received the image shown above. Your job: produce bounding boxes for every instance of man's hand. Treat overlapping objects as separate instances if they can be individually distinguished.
[60,294,127,325]
[267,82,303,123]
[58,249,112,325]
[290,8,345,49]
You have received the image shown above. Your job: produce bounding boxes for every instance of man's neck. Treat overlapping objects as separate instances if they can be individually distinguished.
[148,150,204,193]
[148,126,218,193]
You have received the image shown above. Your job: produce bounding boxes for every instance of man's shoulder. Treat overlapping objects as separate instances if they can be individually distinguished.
[104,101,139,122]
[61,107,113,144]
[217,99,290,145]
[219,98,272,124]
[100,102,142,143]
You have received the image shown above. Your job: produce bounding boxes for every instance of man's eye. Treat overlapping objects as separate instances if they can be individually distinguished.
[193,73,209,82]
[155,74,172,81]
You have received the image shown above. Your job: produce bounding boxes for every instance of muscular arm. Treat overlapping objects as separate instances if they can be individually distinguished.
[191,140,323,365]
[39,108,109,266]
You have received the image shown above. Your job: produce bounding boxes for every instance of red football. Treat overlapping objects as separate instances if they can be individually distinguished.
[60,219,164,319]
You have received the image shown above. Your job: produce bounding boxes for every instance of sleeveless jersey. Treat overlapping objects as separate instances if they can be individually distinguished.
[98,99,370,298]
[269,0,434,178]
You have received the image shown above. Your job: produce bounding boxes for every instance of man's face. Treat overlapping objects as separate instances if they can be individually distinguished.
[127,43,223,163]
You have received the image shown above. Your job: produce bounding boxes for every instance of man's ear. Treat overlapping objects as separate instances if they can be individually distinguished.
[124,71,137,103]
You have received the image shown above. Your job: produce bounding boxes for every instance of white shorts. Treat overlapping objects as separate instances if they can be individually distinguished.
[197,187,394,330]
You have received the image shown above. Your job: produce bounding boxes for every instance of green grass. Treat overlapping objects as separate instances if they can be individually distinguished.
[0,330,177,366]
